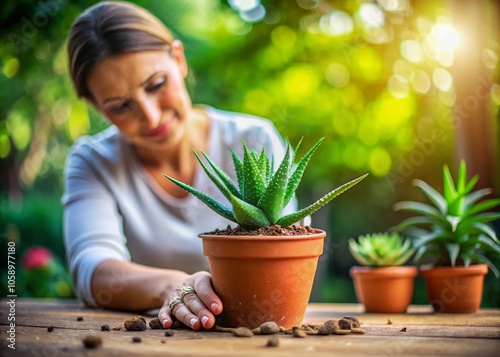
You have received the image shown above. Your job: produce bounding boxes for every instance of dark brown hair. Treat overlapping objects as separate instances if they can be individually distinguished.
[67,1,175,99]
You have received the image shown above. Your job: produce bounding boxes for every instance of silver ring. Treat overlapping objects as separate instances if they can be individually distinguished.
[168,296,182,309]
[179,286,196,300]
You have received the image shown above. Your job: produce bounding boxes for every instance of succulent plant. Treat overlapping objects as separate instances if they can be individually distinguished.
[393,161,500,277]
[348,232,415,267]
[164,138,367,229]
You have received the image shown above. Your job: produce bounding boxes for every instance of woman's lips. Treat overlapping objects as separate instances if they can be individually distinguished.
[145,118,173,139]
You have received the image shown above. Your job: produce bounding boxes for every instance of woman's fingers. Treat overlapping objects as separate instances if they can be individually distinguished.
[191,272,223,316]
[157,272,223,330]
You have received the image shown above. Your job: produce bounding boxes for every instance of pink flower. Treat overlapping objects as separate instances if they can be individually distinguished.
[22,247,52,270]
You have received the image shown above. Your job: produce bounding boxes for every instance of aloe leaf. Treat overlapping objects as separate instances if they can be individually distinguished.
[477,235,500,256]
[393,201,443,220]
[242,142,266,205]
[257,145,291,224]
[393,216,438,232]
[462,174,479,196]
[201,151,241,198]
[463,188,493,210]
[257,148,269,183]
[457,161,467,193]
[293,137,304,161]
[231,149,245,196]
[277,173,368,227]
[469,222,499,243]
[446,243,460,267]
[443,165,457,203]
[413,179,446,215]
[470,212,500,223]
[193,151,232,201]
[468,253,499,278]
[283,138,324,208]
[445,215,461,232]
[164,175,236,223]
[265,153,272,184]
[463,198,500,218]
[231,195,270,229]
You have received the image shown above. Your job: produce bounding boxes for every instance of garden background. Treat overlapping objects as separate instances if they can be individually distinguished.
[1,0,499,306]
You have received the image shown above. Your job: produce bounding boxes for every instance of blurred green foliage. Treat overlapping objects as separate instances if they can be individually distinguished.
[0,0,498,306]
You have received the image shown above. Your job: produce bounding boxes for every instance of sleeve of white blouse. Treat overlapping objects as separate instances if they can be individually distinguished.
[62,144,131,307]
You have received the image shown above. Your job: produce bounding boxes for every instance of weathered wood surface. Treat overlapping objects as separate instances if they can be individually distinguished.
[1,299,499,357]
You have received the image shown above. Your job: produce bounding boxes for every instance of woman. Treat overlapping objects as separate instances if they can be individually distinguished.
[63,1,299,330]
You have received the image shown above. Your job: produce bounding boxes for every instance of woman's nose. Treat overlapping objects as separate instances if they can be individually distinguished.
[137,97,161,128]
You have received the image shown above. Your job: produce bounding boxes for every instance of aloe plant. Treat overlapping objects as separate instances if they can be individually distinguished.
[164,138,367,229]
[348,233,415,267]
[393,161,500,277]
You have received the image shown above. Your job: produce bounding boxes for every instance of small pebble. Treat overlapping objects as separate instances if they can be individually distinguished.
[149,317,163,330]
[259,321,280,335]
[161,339,166,344]
[101,325,110,332]
[400,327,407,332]
[266,335,279,347]
[387,319,393,325]
[47,326,54,332]
[164,330,175,337]
[124,316,147,331]
[132,337,142,343]
[82,335,102,349]
[77,316,84,321]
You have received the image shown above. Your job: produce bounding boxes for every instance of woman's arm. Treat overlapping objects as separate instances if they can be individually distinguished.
[92,260,222,329]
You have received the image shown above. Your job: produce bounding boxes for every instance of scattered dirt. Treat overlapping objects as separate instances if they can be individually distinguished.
[149,317,163,330]
[400,327,407,332]
[77,316,84,321]
[387,319,393,325]
[132,337,142,343]
[205,225,317,236]
[292,327,306,338]
[82,335,102,349]
[101,325,110,332]
[124,316,147,331]
[47,326,54,332]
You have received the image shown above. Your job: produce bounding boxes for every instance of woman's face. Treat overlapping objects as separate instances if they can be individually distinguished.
[86,42,191,152]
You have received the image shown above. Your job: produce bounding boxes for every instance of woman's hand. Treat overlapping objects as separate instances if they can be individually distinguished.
[158,271,223,330]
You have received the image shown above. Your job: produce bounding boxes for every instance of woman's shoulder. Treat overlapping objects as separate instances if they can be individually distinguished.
[68,126,123,164]
[204,106,281,143]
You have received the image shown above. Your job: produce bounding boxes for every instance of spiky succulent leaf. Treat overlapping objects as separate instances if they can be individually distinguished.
[231,149,245,196]
[242,142,266,205]
[413,179,446,215]
[193,151,233,201]
[231,195,270,229]
[201,151,241,198]
[283,138,324,208]
[163,175,236,223]
[394,161,500,273]
[277,173,368,227]
[348,232,415,267]
[257,145,291,224]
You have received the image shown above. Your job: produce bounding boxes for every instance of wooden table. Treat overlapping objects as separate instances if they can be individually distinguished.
[1,299,499,357]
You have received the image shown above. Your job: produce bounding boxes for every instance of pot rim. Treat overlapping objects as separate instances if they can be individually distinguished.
[350,265,418,278]
[420,263,488,277]
[198,228,326,241]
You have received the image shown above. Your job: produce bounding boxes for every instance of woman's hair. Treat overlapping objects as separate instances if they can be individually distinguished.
[67,1,175,99]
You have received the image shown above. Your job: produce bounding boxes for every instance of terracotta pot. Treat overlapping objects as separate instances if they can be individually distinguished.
[420,264,488,313]
[350,266,418,313]
[199,229,325,329]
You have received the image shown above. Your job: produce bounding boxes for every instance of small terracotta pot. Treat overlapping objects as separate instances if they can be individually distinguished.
[199,229,325,329]
[350,266,418,313]
[420,264,488,313]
